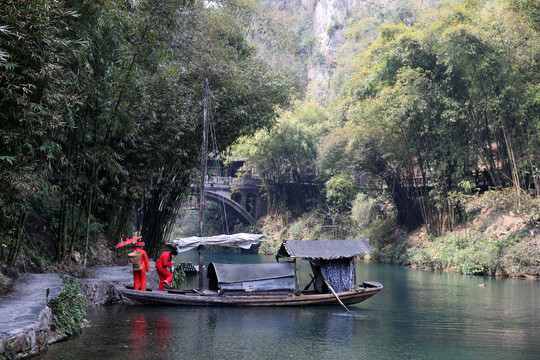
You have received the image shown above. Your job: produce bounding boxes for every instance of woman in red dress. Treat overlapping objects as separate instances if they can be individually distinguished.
[155,247,178,290]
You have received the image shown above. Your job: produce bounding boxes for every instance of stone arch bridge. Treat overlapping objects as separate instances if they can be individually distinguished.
[193,176,267,227]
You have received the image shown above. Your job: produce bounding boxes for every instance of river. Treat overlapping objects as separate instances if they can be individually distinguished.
[37,251,539,360]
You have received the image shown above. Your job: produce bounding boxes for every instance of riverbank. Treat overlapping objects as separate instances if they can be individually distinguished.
[384,190,540,278]
[0,264,159,359]
[259,189,539,278]
[0,274,63,358]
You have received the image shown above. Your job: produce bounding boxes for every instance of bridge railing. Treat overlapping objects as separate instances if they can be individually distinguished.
[205,175,262,186]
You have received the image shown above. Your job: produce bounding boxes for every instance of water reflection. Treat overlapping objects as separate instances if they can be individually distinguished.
[119,310,174,359]
[127,313,149,359]
[156,313,173,357]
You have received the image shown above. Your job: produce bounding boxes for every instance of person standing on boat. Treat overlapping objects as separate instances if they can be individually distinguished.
[156,246,178,290]
[129,241,150,291]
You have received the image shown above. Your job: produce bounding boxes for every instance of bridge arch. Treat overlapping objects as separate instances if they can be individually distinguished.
[204,190,256,225]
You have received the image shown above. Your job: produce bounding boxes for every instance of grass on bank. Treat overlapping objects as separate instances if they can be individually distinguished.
[401,189,539,277]
[259,189,539,278]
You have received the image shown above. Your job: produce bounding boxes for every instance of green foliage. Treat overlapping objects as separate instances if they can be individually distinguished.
[320,0,540,235]
[325,174,356,211]
[359,217,397,251]
[509,0,540,30]
[285,212,325,240]
[464,188,539,220]
[317,129,350,177]
[351,193,387,231]
[170,266,186,290]
[300,29,316,53]
[48,275,87,335]
[0,0,296,261]
[231,103,320,215]
[258,237,282,255]
[500,237,540,276]
[0,0,80,260]
[0,338,16,360]
[405,225,538,277]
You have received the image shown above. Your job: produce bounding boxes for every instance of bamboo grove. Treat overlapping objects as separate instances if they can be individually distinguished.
[0,0,297,263]
[328,0,540,236]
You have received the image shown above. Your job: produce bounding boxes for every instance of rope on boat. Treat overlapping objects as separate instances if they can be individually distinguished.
[206,81,229,236]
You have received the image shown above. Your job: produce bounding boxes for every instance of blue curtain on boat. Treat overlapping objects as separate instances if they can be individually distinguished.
[320,259,354,293]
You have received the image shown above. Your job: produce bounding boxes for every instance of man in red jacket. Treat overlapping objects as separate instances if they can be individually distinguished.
[156,246,178,290]
[129,241,150,291]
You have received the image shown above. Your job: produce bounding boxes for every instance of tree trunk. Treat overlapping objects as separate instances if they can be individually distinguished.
[8,212,27,264]
[83,163,97,267]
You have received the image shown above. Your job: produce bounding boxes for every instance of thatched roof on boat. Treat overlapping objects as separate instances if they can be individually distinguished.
[277,239,372,260]
[207,262,295,293]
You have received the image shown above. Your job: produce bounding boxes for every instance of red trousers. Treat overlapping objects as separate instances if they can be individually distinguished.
[133,269,147,291]
[157,267,173,290]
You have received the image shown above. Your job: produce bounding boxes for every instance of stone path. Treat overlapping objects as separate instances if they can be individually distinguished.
[0,273,63,337]
[0,264,154,357]
[0,273,63,357]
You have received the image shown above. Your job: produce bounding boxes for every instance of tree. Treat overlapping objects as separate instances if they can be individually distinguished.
[0,0,296,264]
[232,102,323,216]
[0,0,85,263]
[124,0,296,256]
[326,0,539,234]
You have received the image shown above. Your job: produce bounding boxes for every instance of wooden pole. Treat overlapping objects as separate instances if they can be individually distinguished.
[293,259,299,295]
[323,278,350,312]
[352,259,356,287]
[198,79,209,291]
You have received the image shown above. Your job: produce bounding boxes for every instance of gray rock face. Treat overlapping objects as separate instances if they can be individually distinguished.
[262,0,369,98]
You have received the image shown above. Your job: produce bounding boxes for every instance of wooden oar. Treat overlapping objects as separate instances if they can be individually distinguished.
[323,278,350,312]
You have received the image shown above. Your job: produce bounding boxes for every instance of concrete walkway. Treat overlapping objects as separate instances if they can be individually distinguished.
[0,264,152,358]
[0,273,63,336]
[0,273,63,357]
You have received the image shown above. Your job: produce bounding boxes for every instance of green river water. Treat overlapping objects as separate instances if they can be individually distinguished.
[37,252,539,360]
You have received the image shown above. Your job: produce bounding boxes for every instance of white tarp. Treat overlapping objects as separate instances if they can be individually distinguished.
[170,233,269,253]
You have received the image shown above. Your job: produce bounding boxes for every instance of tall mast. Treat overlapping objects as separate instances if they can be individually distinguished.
[198,79,209,291]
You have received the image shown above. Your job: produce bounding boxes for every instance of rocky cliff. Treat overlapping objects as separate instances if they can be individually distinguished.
[261,0,377,99]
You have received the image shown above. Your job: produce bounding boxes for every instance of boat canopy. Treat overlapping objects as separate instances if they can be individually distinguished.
[277,239,372,260]
[170,233,269,253]
[207,262,295,293]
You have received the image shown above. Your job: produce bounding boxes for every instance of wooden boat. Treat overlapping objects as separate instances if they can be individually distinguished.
[116,237,383,307]
[117,89,383,308]
[117,282,382,306]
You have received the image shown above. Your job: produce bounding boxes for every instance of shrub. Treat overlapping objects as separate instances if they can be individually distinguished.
[48,275,87,335]
[170,267,186,289]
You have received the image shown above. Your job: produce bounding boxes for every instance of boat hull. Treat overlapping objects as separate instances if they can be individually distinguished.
[116,282,383,307]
